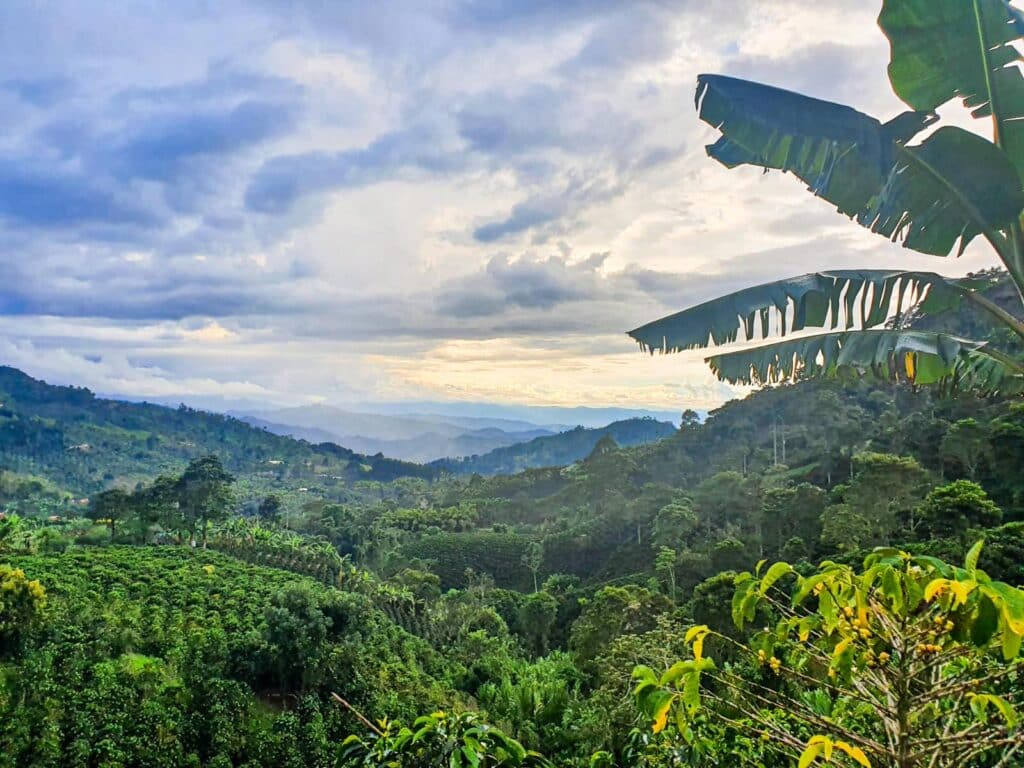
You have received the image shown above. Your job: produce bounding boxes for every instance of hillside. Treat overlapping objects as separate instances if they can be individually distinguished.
[430,417,678,476]
[0,366,436,502]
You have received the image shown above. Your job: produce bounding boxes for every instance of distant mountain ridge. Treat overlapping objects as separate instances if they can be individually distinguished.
[236,403,685,463]
[233,404,561,462]
[430,417,678,476]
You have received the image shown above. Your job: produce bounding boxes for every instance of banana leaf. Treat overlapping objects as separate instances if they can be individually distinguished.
[704,329,1023,395]
[697,75,1024,256]
[880,0,1024,178]
[628,270,976,354]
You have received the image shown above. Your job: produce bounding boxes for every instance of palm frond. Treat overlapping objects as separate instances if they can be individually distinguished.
[705,329,1024,394]
[880,0,1024,178]
[697,75,1024,257]
[628,270,975,354]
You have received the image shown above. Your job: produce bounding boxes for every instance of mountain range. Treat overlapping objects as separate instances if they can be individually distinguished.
[234,403,681,462]
[430,417,679,476]
[0,366,682,497]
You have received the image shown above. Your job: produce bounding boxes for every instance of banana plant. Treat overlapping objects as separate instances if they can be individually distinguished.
[629,0,1024,394]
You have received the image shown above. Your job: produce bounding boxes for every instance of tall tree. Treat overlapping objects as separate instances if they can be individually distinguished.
[940,418,991,480]
[176,455,235,548]
[918,479,1002,543]
[629,0,1024,396]
[257,494,283,525]
[132,475,177,542]
[87,488,132,540]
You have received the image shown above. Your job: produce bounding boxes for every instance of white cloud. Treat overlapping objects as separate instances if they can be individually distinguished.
[0,0,1005,410]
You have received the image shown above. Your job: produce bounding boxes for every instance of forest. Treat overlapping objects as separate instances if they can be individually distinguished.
[4,1,1024,766]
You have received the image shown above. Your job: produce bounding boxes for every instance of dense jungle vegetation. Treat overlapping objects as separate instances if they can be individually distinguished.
[2,329,1023,765]
[5,0,1024,764]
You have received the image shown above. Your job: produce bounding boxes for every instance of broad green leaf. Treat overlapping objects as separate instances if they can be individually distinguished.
[660,660,694,686]
[704,329,1023,394]
[875,127,1024,256]
[965,540,984,574]
[632,665,658,685]
[697,74,934,218]
[682,667,702,713]
[629,270,971,354]
[793,573,829,606]
[880,0,1024,177]
[760,562,795,596]
[972,595,1000,646]
[969,692,1020,726]
[696,75,1024,257]
[986,581,1024,634]
[733,580,756,628]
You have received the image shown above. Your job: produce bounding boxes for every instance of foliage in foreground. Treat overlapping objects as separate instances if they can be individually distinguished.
[636,543,1024,768]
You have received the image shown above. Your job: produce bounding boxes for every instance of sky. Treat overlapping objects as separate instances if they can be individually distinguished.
[0,0,1004,412]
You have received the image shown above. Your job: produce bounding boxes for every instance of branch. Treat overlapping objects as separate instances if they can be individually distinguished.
[331,692,384,737]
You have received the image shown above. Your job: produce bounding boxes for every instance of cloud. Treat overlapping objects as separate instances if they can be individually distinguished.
[0,0,1002,411]
[245,124,463,212]
[0,160,160,228]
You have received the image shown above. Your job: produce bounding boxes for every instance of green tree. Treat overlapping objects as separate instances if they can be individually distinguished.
[680,409,701,430]
[636,542,1024,768]
[257,494,283,525]
[918,480,1002,542]
[132,475,177,542]
[941,418,991,480]
[654,547,677,600]
[710,538,748,574]
[761,483,825,558]
[517,591,558,658]
[87,488,132,540]
[651,499,697,551]
[569,586,673,672]
[628,0,1024,395]
[693,471,760,541]
[822,453,931,549]
[176,455,235,548]
[521,540,544,593]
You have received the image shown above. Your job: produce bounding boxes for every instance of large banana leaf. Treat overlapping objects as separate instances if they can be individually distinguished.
[698,74,933,216]
[705,329,1023,395]
[880,0,1024,178]
[628,270,975,354]
[697,75,1024,256]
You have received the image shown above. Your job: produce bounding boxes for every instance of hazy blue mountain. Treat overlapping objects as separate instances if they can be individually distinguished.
[351,401,686,429]
[234,404,559,462]
[430,417,678,476]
